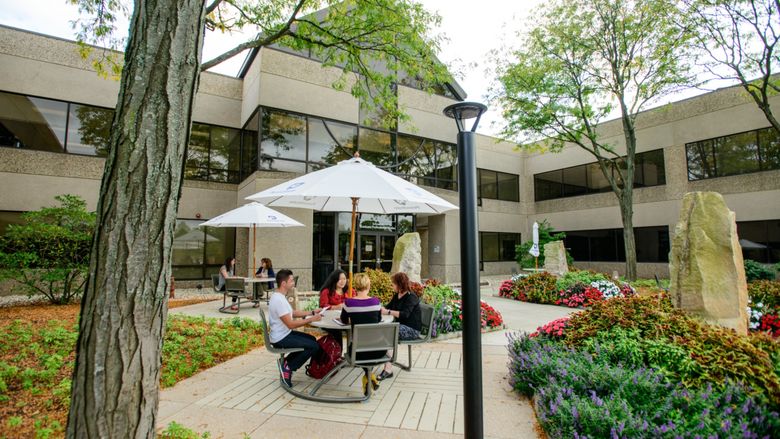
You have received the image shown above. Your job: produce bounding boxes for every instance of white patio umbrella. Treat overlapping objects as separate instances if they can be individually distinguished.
[529,221,540,270]
[246,155,458,291]
[199,202,304,277]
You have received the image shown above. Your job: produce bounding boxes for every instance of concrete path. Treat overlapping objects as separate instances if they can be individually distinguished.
[157,282,575,438]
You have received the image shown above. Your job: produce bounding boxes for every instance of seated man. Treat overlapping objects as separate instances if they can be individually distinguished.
[268,269,323,387]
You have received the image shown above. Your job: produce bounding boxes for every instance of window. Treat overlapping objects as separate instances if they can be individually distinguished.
[0,91,67,153]
[171,219,236,280]
[358,128,394,167]
[184,122,241,183]
[686,127,780,180]
[308,118,356,171]
[66,104,113,156]
[479,232,521,262]
[561,226,670,263]
[260,109,307,172]
[478,169,519,202]
[240,111,259,180]
[395,135,458,191]
[533,149,666,201]
[737,220,780,264]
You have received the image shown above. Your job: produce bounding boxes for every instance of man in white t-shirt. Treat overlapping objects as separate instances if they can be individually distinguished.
[268,269,322,387]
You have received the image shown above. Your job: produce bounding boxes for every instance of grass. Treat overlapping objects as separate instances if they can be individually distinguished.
[0,301,263,439]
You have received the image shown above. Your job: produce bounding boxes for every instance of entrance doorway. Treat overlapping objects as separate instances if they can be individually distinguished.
[358,233,396,272]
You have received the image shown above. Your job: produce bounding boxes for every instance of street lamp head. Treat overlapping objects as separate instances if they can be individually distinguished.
[443,102,488,133]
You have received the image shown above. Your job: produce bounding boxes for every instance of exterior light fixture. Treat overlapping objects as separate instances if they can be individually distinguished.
[443,101,487,439]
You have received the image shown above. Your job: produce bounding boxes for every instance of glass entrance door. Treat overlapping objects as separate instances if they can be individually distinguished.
[358,233,396,272]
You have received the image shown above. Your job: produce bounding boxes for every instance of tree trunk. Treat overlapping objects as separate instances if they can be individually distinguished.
[67,1,205,437]
[619,193,638,281]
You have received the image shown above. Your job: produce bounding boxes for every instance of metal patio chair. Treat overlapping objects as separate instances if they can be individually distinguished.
[218,278,248,314]
[393,302,434,371]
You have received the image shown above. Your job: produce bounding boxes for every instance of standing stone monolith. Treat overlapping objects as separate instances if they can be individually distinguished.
[669,192,748,335]
[391,232,422,282]
[543,240,569,276]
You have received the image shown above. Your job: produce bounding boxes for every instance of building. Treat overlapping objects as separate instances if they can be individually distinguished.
[0,25,777,290]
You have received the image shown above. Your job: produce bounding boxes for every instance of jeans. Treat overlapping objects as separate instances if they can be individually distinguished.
[272,331,320,372]
[399,324,421,341]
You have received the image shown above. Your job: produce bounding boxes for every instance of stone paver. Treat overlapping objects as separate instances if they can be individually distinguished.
[158,277,569,438]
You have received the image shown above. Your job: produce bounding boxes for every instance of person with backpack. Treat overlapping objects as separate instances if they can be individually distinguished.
[268,269,322,387]
[340,273,383,393]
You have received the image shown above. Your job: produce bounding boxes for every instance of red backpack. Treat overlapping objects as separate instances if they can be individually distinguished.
[305,334,343,379]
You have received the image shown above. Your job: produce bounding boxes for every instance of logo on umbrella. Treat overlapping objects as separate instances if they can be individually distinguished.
[393,199,408,206]
[279,182,305,192]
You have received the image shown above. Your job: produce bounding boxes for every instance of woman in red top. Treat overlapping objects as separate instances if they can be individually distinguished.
[319,269,348,309]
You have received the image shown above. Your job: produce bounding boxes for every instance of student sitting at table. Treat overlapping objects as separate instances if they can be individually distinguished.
[218,256,241,311]
[378,272,422,381]
[269,269,323,387]
[319,269,348,310]
[340,273,382,392]
[255,257,276,289]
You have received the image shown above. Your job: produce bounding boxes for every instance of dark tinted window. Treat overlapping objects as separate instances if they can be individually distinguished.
[172,219,236,280]
[0,92,67,153]
[480,232,521,262]
[737,220,780,263]
[562,226,669,263]
[66,104,113,156]
[686,127,779,180]
[261,109,307,171]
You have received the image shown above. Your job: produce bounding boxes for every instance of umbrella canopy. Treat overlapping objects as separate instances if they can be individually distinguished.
[739,239,768,249]
[199,203,304,276]
[200,202,304,228]
[246,156,458,214]
[246,155,458,292]
[529,222,540,258]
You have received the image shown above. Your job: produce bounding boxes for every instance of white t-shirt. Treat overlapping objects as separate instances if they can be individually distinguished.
[268,292,293,343]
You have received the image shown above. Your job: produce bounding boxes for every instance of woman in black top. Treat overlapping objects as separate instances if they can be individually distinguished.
[378,272,422,380]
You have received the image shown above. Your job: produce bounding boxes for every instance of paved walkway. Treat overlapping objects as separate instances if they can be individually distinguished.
[157,283,575,438]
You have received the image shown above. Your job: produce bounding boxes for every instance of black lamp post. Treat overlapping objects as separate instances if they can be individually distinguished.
[443,101,487,439]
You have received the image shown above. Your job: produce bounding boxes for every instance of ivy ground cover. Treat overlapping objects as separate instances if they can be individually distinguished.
[509,296,780,438]
[0,302,263,439]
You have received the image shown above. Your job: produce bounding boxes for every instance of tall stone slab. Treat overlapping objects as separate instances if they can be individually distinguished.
[670,192,748,335]
[391,232,422,283]
[543,241,569,276]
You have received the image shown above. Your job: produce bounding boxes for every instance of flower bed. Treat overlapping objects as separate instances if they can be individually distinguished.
[509,296,780,438]
[749,280,780,337]
[499,271,634,308]
[422,282,503,337]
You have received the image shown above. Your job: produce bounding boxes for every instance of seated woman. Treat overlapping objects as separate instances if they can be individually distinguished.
[255,257,276,289]
[378,272,422,381]
[340,273,383,392]
[319,269,348,310]
[218,256,241,311]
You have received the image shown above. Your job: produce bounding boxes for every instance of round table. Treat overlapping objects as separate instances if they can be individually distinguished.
[310,309,393,330]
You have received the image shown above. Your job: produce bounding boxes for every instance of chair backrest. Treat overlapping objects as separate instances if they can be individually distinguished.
[211,274,221,292]
[350,322,399,364]
[258,308,274,350]
[225,278,245,293]
[419,303,435,339]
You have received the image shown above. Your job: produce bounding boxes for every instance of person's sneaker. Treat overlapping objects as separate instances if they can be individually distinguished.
[377,370,393,381]
[370,373,380,391]
[281,361,293,387]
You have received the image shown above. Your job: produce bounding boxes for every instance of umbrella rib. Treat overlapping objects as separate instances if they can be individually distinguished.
[378,198,388,214]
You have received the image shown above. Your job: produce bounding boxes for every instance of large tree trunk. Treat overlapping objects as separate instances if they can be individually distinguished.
[619,193,638,281]
[67,1,205,437]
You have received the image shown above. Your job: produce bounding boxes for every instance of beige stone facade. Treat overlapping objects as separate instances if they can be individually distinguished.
[0,25,778,288]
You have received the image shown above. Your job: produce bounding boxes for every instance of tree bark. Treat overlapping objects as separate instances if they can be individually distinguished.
[67,1,205,437]
[619,192,638,281]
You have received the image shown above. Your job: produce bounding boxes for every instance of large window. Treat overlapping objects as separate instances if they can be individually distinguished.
[562,226,670,263]
[172,219,236,280]
[184,123,241,183]
[480,232,521,262]
[686,127,780,180]
[0,91,111,155]
[478,169,519,202]
[737,220,780,264]
[534,149,666,201]
[245,106,459,191]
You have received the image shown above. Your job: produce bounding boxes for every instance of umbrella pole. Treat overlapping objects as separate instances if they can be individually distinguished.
[252,224,257,278]
[348,197,358,298]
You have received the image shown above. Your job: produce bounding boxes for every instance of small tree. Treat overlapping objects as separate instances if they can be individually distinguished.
[0,195,95,304]
[515,220,571,268]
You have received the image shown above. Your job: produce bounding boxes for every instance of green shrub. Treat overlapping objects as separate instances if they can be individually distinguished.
[749,280,780,310]
[514,220,572,268]
[555,270,607,291]
[516,272,558,304]
[745,259,776,282]
[159,422,211,439]
[0,195,95,304]
[562,296,780,406]
[363,268,394,304]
